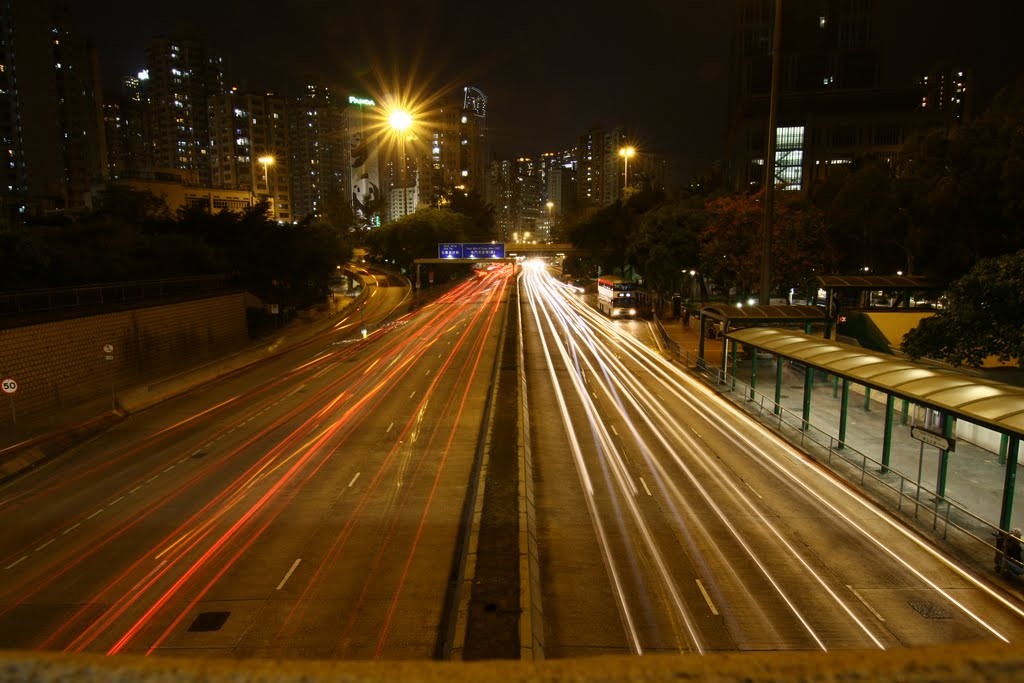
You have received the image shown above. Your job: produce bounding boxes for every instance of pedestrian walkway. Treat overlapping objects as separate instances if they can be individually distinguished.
[652,314,1024,589]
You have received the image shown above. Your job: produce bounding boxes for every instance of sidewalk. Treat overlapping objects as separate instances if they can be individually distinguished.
[654,314,1024,586]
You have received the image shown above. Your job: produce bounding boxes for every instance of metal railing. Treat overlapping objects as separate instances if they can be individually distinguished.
[0,274,237,319]
[651,316,1006,575]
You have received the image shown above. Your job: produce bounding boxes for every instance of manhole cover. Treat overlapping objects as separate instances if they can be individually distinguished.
[188,611,230,632]
[908,599,951,619]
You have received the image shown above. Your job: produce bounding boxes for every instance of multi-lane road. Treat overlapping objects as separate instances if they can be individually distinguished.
[2,260,1023,662]
[0,265,511,658]
[519,261,1024,656]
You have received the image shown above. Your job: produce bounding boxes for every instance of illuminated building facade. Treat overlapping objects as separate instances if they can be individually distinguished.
[144,37,224,189]
[209,90,292,222]
[728,0,950,193]
[342,95,382,228]
[288,81,347,222]
[0,0,104,219]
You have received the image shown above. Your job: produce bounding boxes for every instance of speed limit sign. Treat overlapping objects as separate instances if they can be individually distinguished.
[1,378,16,394]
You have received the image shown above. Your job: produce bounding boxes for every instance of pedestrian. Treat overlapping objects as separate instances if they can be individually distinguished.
[683,308,690,328]
[1004,528,1024,577]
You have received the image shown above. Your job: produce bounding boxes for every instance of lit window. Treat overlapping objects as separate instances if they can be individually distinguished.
[819,16,826,28]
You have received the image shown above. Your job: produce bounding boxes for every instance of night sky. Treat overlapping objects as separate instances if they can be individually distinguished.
[66,1,1024,181]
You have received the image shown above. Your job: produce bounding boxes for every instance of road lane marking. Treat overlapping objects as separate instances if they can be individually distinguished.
[5,556,27,570]
[409,391,416,399]
[87,509,103,520]
[129,486,142,494]
[696,579,719,615]
[387,422,394,433]
[639,477,652,496]
[611,424,618,436]
[110,496,125,506]
[63,523,80,535]
[277,559,302,590]
[163,466,174,473]
[348,472,361,488]
[847,585,885,622]
[36,539,55,552]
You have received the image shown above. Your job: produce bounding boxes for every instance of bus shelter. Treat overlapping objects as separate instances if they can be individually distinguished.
[724,327,1024,533]
[697,304,827,366]
[812,274,945,338]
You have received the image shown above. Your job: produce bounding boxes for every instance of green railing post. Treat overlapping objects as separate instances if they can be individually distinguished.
[900,398,910,425]
[881,394,894,474]
[832,375,839,398]
[730,339,738,392]
[838,379,849,450]
[999,436,1020,532]
[774,358,783,416]
[936,416,955,499]
[1000,433,1009,466]
[802,365,814,431]
[750,348,758,401]
[863,386,871,412]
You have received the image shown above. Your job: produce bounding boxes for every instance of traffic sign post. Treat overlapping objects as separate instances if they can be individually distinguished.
[2,378,16,425]
[103,343,117,410]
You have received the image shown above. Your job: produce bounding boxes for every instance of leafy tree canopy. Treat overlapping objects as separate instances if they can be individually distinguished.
[901,249,1024,367]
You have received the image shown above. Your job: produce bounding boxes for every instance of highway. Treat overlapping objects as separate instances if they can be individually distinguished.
[519,261,1024,657]
[0,264,513,658]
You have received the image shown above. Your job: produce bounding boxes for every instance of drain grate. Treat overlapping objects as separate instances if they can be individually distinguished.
[908,599,951,619]
[188,611,230,632]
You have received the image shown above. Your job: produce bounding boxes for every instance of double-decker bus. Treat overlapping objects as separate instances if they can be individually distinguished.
[596,275,641,318]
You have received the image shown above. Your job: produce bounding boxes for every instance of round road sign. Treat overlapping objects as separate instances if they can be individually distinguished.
[1,378,17,394]
[103,344,114,353]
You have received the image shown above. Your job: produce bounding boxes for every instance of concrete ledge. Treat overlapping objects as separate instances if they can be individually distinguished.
[1,641,1021,682]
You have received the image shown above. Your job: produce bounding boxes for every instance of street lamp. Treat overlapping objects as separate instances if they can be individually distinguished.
[258,155,275,219]
[388,109,413,219]
[618,146,635,193]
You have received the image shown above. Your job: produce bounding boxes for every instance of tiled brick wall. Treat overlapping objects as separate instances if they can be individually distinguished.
[0,294,248,430]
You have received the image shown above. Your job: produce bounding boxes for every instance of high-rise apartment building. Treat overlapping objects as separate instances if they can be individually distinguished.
[288,81,347,222]
[0,0,105,219]
[577,126,628,210]
[144,37,224,188]
[103,73,154,181]
[209,89,291,222]
[429,86,488,203]
[728,0,947,193]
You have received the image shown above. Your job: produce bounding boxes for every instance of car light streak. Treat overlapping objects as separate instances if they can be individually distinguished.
[525,266,1020,649]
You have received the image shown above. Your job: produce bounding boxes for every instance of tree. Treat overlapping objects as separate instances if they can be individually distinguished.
[445,189,496,241]
[901,250,1024,367]
[626,198,704,300]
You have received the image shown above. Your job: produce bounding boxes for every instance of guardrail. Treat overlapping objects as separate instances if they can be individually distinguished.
[0,275,237,318]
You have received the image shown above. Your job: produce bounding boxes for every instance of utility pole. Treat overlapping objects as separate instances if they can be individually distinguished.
[760,0,783,306]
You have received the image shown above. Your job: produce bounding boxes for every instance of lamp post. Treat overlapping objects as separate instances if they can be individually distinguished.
[618,146,635,194]
[258,155,275,219]
[388,109,413,219]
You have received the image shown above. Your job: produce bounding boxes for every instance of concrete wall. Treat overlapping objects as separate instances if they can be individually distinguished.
[0,293,248,431]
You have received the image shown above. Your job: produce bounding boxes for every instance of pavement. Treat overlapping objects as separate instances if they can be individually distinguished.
[653,313,1024,590]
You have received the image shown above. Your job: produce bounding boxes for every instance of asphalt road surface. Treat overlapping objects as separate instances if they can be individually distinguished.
[519,262,1024,657]
[0,265,513,659]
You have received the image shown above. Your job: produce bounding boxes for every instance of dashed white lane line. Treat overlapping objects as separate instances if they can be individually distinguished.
[348,472,361,488]
[36,539,55,552]
[86,509,103,520]
[848,585,886,622]
[129,486,142,494]
[611,424,618,436]
[634,475,651,497]
[163,466,174,473]
[63,523,80,535]
[5,556,27,570]
[409,391,416,399]
[387,422,394,433]
[110,496,125,506]
[696,579,719,615]
[276,559,302,590]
